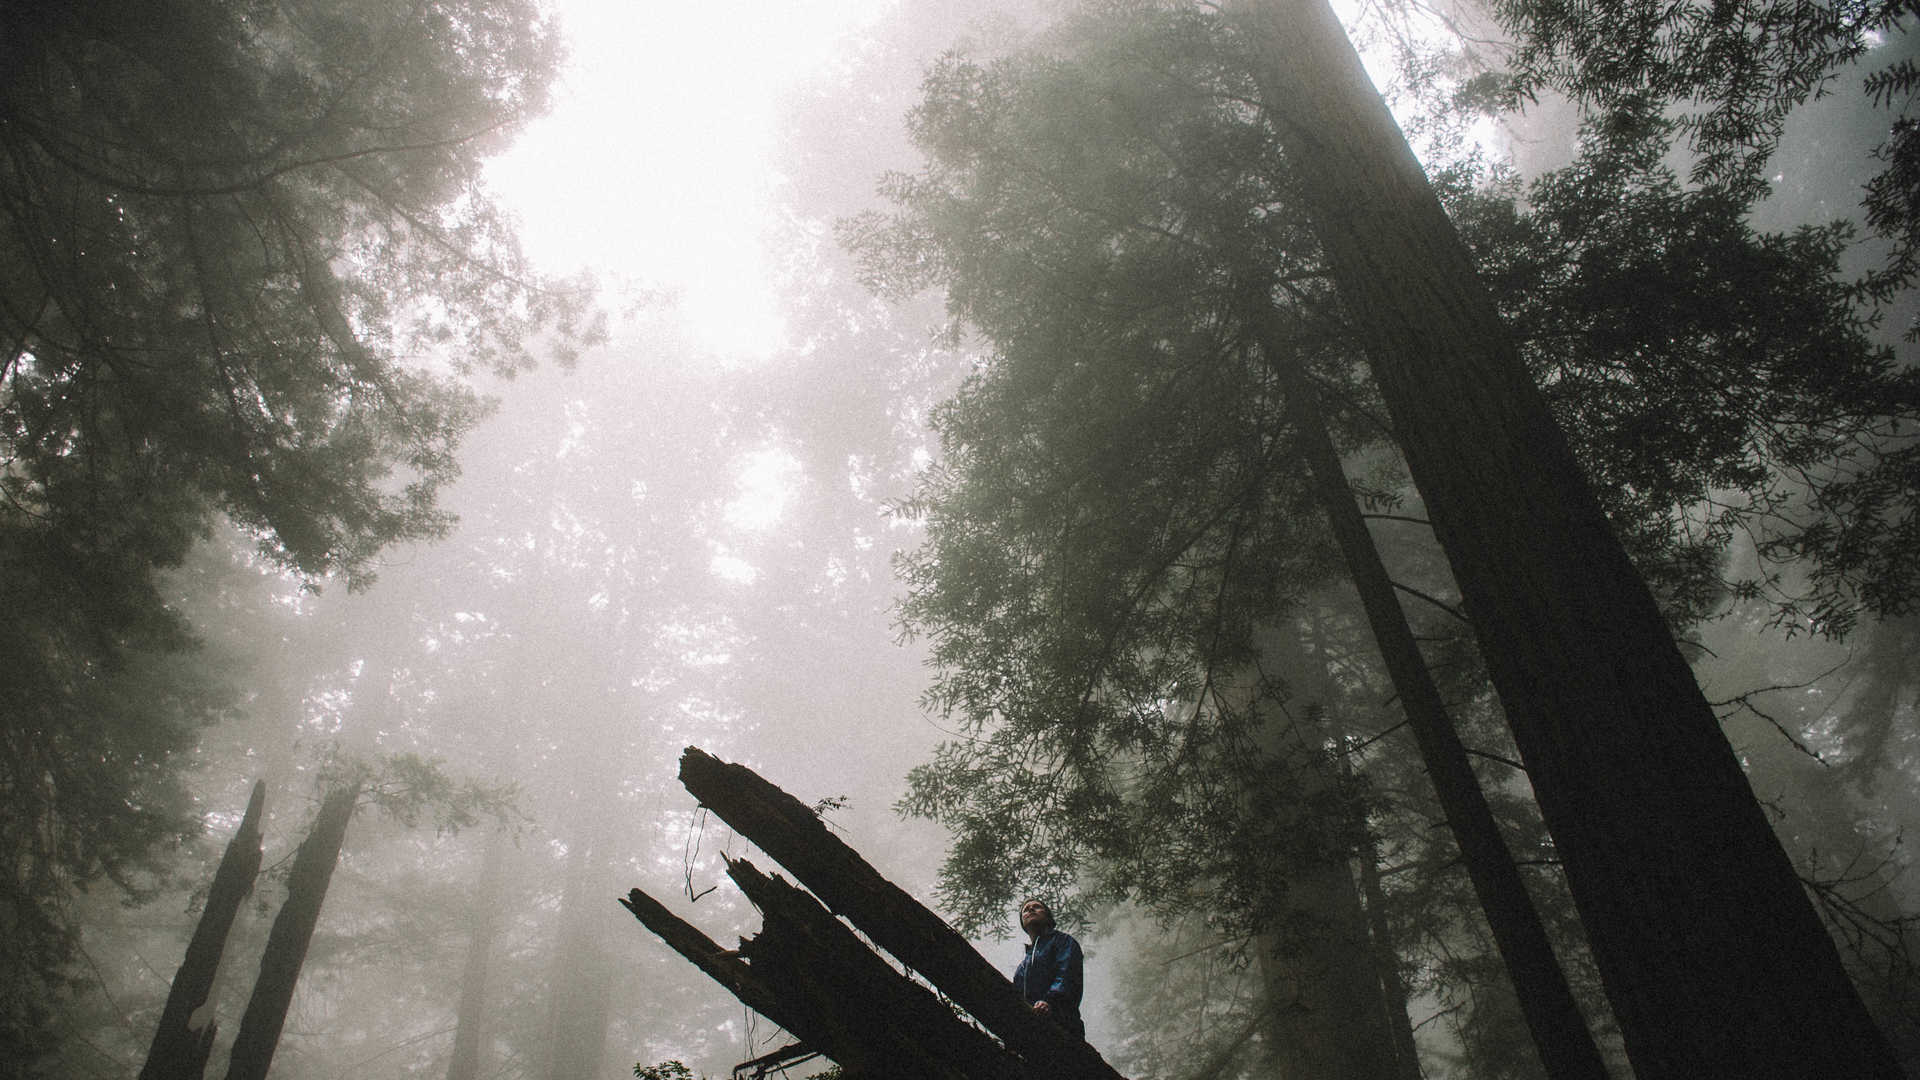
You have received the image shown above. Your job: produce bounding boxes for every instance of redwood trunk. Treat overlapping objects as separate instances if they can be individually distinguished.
[1266,337,1608,1080]
[446,834,507,1080]
[1231,0,1897,1074]
[140,781,266,1080]
[545,835,615,1080]
[1259,856,1396,1080]
[223,781,360,1080]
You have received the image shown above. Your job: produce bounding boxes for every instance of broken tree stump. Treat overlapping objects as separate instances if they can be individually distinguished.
[678,747,1123,1080]
[622,863,1034,1080]
[728,857,1033,1080]
[141,781,266,1080]
[623,747,1126,1080]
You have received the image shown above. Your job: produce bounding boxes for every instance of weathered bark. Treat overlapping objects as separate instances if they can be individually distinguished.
[223,781,361,1080]
[726,857,1034,1080]
[618,888,795,1029]
[1262,333,1608,1080]
[678,747,1124,1080]
[1229,0,1899,1074]
[446,833,507,1080]
[140,781,266,1080]
[620,864,1034,1080]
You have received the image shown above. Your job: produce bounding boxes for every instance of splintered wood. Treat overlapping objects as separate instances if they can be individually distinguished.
[620,747,1125,1080]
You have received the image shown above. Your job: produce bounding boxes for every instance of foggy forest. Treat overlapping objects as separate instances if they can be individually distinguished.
[6,0,1920,1077]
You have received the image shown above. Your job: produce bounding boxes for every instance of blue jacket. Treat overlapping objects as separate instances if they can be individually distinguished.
[1014,928,1085,1038]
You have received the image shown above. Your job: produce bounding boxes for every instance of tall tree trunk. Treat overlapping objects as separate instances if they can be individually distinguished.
[1230,0,1898,1074]
[1251,626,1413,1080]
[1355,842,1423,1080]
[223,781,361,1080]
[446,832,508,1080]
[544,814,615,1080]
[1260,333,1608,1080]
[140,781,266,1080]
[1257,856,1396,1080]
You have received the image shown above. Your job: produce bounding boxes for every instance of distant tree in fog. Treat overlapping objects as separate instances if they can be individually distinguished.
[0,0,591,1066]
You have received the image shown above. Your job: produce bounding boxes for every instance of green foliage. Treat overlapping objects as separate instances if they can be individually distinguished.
[1492,0,1920,316]
[1449,113,1920,632]
[634,1060,699,1080]
[863,0,1920,938]
[856,0,1920,1063]
[0,0,586,1065]
[324,750,526,835]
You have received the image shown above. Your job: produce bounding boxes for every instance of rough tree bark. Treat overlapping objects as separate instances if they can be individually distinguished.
[1229,0,1899,1074]
[222,780,361,1080]
[726,857,1035,1080]
[620,860,1035,1080]
[677,747,1124,1080]
[140,781,266,1080]
[1261,326,1609,1080]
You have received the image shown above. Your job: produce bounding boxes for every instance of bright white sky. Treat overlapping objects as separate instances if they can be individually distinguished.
[487,0,896,358]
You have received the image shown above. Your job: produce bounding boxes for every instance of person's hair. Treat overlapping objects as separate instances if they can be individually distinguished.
[1019,896,1054,931]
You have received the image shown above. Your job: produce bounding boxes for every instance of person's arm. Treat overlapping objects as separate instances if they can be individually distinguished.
[1044,935,1083,1009]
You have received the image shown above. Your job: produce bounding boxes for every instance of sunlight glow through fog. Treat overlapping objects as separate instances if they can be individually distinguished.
[726,447,803,532]
[487,0,894,359]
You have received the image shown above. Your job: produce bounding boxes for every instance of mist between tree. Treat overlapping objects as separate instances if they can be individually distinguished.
[7,1,1920,1079]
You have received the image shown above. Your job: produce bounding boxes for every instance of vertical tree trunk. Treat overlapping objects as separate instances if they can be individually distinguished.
[1259,856,1397,1080]
[1356,838,1423,1080]
[140,781,266,1080]
[544,818,615,1080]
[1262,334,1608,1080]
[1230,0,1898,1074]
[446,833,508,1080]
[222,781,361,1080]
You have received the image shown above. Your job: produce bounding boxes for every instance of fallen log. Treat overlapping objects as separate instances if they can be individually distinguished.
[675,747,1123,1080]
[725,857,1033,1080]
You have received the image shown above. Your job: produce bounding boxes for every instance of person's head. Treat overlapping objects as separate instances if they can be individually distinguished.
[1019,897,1054,938]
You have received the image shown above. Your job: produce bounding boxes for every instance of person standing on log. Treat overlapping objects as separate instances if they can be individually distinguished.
[1014,898,1085,1039]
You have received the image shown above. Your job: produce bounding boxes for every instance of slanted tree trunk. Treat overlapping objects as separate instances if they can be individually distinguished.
[620,863,1035,1080]
[676,748,1124,1080]
[223,781,361,1080]
[140,781,266,1080]
[1259,330,1608,1080]
[446,833,508,1080]
[1230,0,1899,1074]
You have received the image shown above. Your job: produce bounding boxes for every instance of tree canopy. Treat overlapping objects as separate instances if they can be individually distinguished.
[0,0,593,1062]
[855,0,1920,1073]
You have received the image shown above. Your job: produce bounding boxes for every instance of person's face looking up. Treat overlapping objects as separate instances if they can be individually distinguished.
[1021,899,1051,937]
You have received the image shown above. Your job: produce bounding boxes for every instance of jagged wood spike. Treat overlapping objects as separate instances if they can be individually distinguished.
[141,781,266,1080]
[616,887,795,1035]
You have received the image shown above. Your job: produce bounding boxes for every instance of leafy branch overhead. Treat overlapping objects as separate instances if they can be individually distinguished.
[0,0,591,1058]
